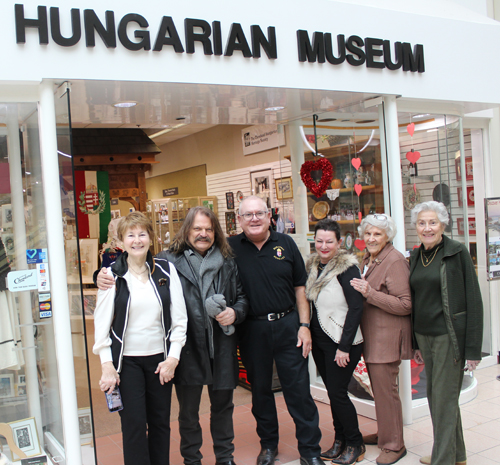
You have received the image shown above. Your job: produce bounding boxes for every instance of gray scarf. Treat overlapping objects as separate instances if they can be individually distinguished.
[185,245,225,357]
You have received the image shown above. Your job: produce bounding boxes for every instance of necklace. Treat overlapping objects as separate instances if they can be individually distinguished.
[127,261,148,276]
[420,246,440,268]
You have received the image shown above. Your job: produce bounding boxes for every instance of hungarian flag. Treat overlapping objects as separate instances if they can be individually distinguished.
[74,171,111,243]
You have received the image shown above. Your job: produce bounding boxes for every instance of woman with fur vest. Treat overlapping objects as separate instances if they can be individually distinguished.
[306,219,365,465]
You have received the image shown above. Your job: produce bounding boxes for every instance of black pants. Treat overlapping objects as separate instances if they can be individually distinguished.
[176,384,235,465]
[311,328,363,446]
[119,354,172,465]
[238,311,322,458]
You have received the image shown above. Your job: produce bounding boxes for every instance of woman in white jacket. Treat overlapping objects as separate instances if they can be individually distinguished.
[305,219,364,465]
[93,212,187,465]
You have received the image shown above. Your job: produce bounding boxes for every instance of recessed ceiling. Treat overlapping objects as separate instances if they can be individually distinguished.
[66,80,383,146]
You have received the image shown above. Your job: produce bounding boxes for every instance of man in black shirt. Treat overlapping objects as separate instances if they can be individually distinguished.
[228,196,323,465]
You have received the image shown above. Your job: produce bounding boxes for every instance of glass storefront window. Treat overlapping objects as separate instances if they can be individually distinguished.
[0,103,64,461]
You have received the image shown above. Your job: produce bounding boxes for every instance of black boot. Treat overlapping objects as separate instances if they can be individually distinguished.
[321,439,345,460]
[331,444,366,465]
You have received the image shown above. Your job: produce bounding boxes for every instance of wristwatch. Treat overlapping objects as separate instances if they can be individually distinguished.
[299,323,310,328]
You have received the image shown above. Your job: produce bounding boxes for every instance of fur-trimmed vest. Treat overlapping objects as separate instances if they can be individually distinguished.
[306,250,363,345]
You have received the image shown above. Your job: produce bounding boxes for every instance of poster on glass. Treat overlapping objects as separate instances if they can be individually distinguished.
[250,169,273,209]
[486,198,500,280]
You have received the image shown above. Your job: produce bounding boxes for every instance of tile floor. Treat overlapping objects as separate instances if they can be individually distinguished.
[94,364,500,465]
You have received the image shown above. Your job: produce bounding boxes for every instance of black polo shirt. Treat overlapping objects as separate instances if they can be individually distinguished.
[228,230,307,317]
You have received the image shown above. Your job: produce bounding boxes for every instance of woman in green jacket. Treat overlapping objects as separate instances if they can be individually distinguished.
[410,201,483,465]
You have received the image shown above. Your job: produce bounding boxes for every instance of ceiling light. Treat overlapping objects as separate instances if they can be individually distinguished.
[414,113,430,118]
[149,123,186,139]
[113,101,137,108]
[317,118,337,122]
[265,106,285,112]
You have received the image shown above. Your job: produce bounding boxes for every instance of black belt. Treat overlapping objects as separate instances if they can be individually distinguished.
[247,308,294,321]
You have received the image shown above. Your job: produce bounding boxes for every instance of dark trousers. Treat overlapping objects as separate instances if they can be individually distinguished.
[416,333,466,465]
[176,384,235,465]
[311,330,363,446]
[238,311,322,458]
[119,354,172,465]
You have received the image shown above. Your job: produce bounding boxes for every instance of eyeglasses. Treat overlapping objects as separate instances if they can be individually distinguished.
[371,214,388,220]
[239,210,268,220]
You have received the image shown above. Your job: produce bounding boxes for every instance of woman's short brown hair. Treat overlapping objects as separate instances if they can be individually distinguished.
[116,211,154,242]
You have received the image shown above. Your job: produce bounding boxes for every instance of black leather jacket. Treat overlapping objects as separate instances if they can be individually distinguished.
[159,249,248,390]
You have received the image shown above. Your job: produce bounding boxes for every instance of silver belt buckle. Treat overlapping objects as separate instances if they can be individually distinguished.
[268,313,277,321]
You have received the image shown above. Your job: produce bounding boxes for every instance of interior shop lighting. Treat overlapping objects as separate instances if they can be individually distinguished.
[299,126,324,157]
[113,101,138,108]
[149,123,186,139]
[265,106,285,111]
[357,130,375,154]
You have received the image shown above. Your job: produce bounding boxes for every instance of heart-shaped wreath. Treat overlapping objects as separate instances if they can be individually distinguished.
[300,158,334,198]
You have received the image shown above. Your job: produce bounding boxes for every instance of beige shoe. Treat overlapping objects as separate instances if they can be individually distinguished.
[376,447,407,465]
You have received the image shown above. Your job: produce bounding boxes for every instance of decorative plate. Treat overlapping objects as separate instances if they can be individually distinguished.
[236,191,244,202]
[344,232,353,250]
[312,201,329,220]
[403,186,421,211]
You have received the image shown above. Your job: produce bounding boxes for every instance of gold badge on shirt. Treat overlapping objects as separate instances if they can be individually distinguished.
[273,246,285,260]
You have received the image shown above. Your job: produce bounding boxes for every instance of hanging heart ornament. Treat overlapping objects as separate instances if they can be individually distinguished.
[300,158,334,198]
[354,239,366,251]
[351,158,362,171]
[354,184,362,196]
[406,149,421,165]
[407,123,415,137]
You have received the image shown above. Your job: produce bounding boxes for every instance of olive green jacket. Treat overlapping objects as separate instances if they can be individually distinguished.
[410,235,483,362]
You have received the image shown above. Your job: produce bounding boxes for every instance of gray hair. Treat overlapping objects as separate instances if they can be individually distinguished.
[410,201,449,226]
[358,214,397,242]
[238,195,269,215]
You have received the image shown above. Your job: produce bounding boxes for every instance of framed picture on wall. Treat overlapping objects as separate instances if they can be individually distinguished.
[250,169,273,208]
[225,211,237,235]
[275,177,293,200]
[226,192,234,210]
[78,408,93,444]
[2,204,13,228]
[0,374,14,397]
[455,156,473,181]
[457,187,475,207]
[457,217,476,235]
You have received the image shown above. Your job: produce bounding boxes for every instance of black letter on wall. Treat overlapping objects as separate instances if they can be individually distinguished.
[118,14,150,51]
[84,10,116,48]
[15,4,48,44]
[402,43,425,72]
[346,35,365,66]
[325,33,345,65]
[383,40,402,70]
[212,21,223,55]
[153,16,184,52]
[225,23,252,57]
[185,18,212,55]
[297,30,325,63]
[365,37,385,69]
[251,25,277,59]
[50,7,81,47]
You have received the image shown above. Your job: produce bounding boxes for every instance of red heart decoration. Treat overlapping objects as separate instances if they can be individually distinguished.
[351,158,362,171]
[354,184,362,196]
[358,212,362,223]
[407,123,415,137]
[406,150,421,165]
[354,239,366,251]
[300,158,334,198]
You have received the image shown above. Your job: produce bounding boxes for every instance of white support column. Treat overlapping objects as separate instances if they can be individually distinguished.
[7,108,44,438]
[382,96,413,425]
[39,80,82,465]
[289,121,309,255]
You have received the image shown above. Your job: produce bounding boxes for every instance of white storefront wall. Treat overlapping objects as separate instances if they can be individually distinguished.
[1,0,499,462]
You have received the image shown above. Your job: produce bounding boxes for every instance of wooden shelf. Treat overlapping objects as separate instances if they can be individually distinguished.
[309,219,360,225]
